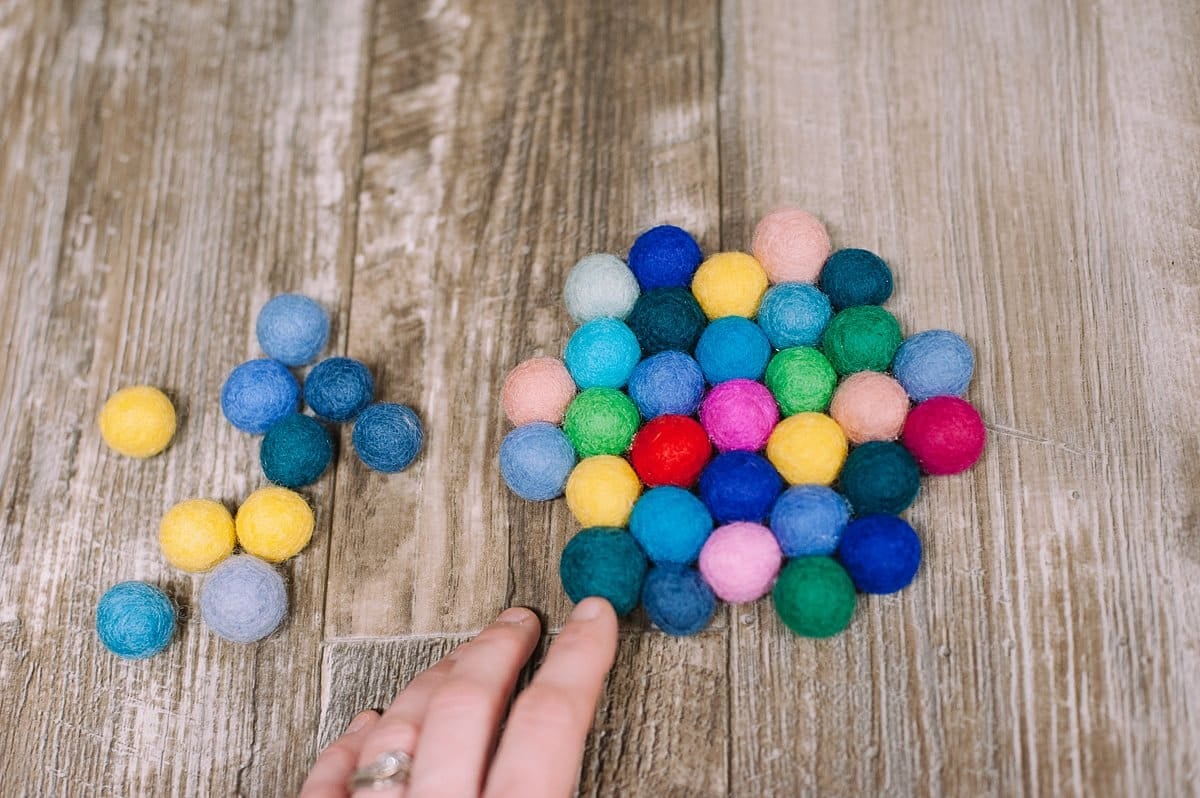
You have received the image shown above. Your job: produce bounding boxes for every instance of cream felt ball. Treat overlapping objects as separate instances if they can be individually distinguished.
[691,252,769,319]
[236,486,314,563]
[200,555,288,643]
[751,208,833,284]
[698,522,783,603]
[304,357,375,422]
[221,359,300,434]
[564,253,641,322]
[829,371,910,444]
[256,293,330,367]
[98,385,176,458]
[159,498,236,572]
[501,357,576,426]
[564,318,641,389]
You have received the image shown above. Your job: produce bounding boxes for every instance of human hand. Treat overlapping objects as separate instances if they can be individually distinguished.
[300,597,619,798]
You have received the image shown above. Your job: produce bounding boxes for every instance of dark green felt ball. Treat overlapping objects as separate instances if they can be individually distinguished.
[838,441,920,515]
[819,248,893,309]
[559,527,649,616]
[772,556,857,638]
[260,413,333,489]
[625,288,708,355]
[821,306,902,375]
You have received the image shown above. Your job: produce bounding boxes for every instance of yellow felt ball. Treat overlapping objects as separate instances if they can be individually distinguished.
[159,499,236,572]
[236,486,314,562]
[690,252,769,319]
[766,412,848,485]
[565,455,642,527]
[98,386,176,458]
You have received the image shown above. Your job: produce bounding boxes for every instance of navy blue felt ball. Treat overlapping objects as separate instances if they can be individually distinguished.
[627,225,703,290]
[304,357,375,422]
[694,316,772,383]
[837,514,922,594]
[499,422,576,501]
[642,564,717,636]
[819,249,894,310]
[260,413,333,489]
[698,451,784,524]
[839,441,920,515]
[352,403,423,473]
[221,359,301,434]
[627,351,705,419]
[559,527,648,616]
[625,288,708,355]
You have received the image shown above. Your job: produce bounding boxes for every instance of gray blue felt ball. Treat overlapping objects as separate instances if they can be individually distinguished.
[769,485,851,557]
[559,527,648,616]
[642,565,717,636]
[260,413,333,489]
[499,422,576,501]
[221,358,301,434]
[891,329,975,401]
[837,514,922,594]
[95,581,176,659]
[304,357,375,422]
[626,351,705,419]
[352,403,423,473]
[256,294,330,367]
[200,555,288,643]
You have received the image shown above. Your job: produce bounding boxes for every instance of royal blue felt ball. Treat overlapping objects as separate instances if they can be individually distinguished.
[642,564,717,636]
[499,422,576,501]
[260,413,333,489]
[256,294,330,366]
[819,249,894,310]
[757,283,833,349]
[563,317,641,389]
[698,451,784,524]
[839,441,920,516]
[625,288,708,355]
[627,225,703,290]
[304,357,375,422]
[627,351,705,419]
[891,329,975,401]
[629,486,714,564]
[559,527,649,616]
[694,316,772,383]
[352,403,423,473]
[221,359,301,434]
[96,581,176,659]
[770,485,851,557]
[837,514,922,594]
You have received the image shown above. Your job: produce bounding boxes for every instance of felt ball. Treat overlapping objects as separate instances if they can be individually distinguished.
[698,522,782,603]
[627,225,703,290]
[158,498,236,572]
[629,487,714,564]
[642,565,717,636]
[694,316,772,383]
[629,415,711,488]
[256,293,330,367]
[95,581,176,659]
[757,282,833,349]
[697,451,784,524]
[98,385,177,458]
[221,359,301,434]
[564,253,641,322]
[699,379,779,452]
[627,351,705,419]
[260,413,333,489]
[819,248,894,309]
[501,357,576,426]
[821,306,903,376]
[304,357,375,422]
[236,486,314,563]
[764,347,837,416]
[769,485,851,557]
[562,388,640,457]
[559,527,648,616]
[691,252,769,319]
[766,412,848,485]
[564,318,641,389]
[838,514,922,594]
[751,208,833,284]
[565,455,642,527]
[892,329,975,402]
[901,395,986,475]
[352,402,424,473]
[772,557,856,638]
[829,371,910,443]
[200,555,288,643]
[499,422,576,501]
[839,441,921,516]
[624,288,707,355]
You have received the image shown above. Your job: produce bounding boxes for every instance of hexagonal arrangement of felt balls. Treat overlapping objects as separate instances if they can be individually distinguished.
[499,209,985,637]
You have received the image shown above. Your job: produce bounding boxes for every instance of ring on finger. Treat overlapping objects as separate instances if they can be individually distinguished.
[348,750,413,792]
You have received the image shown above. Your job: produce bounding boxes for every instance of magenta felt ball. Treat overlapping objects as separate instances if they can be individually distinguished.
[698,522,783,603]
[699,379,779,452]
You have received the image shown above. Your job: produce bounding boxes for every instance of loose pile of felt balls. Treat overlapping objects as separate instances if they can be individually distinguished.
[94,295,424,659]
[499,209,985,637]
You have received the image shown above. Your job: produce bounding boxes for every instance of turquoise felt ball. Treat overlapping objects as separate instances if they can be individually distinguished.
[559,527,648,616]
[564,318,641,389]
[96,581,176,659]
[642,565,716,636]
[757,283,833,349]
[819,249,894,310]
[629,486,714,564]
[256,294,330,366]
[221,359,301,434]
[260,413,333,489]
[352,403,424,473]
[304,357,375,422]
[838,441,920,516]
[694,316,772,383]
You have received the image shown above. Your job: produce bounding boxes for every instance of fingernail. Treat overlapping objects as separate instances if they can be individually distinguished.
[497,606,533,624]
[572,597,608,621]
[346,711,375,734]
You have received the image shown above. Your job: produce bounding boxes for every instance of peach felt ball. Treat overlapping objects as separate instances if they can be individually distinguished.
[751,208,833,284]
[829,371,911,444]
[698,522,783,603]
[501,357,577,426]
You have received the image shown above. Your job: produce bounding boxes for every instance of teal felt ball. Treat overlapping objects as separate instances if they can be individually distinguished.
[757,283,833,349]
[96,581,176,659]
[838,441,920,515]
[625,288,708,355]
[819,249,893,309]
[260,413,333,489]
[559,527,648,616]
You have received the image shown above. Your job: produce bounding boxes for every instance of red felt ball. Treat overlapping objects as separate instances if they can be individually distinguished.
[901,396,986,475]
[630,415,713,487]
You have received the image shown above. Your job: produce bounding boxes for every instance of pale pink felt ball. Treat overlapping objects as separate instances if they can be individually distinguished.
[829,371,910,444]
[698,522,783,603]
[699,379,779,452]
[751,208,833,284]
[501,357,577,426]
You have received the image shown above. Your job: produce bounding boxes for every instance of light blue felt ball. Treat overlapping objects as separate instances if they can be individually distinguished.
[304,357,375,422]
[352,402,423,473]
[200,555,288,643]
[499,422,576,501]
[256,294,330,367]
[96,581,176,659]
[563,318,641,389]
[769,485,851,557]
[642,564,717,636]
[694,316,772,383]
[629,486,714,564]
[626,351,705,419]
[564,254,641,322]
[757,282,833,349]
[221,359,301,434]
[892,329,975,401]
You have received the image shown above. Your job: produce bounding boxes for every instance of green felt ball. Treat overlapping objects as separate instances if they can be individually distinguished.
[625,288,708,355]
[839,441,920,515]
[821,306,902,375]
[764,347,837,415]
[772,556,857,638]
[563,388,641,457]
[559,527,649,616]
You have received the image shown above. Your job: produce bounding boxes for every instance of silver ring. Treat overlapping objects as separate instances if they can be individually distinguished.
[348,751,413,792]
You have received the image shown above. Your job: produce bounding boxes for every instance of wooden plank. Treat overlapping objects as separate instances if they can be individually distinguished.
[0,1,371,794]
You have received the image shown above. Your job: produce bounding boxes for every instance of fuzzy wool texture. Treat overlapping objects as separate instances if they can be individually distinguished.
[901,395,986,475]
[699,379,779,452]
[158,499,236,573]
[757,282,833,349]
[96,581,176,659]
[235,486,314,563]
[819,248,894,309]
[766,412,847,486]
[627,225,703,290]
[200,555,288,643]
[772,556,856,638]
[559,527,648,616]
[892,329,975,401]
[98,385,177,458]
[625,288,707,355]
[769,485,851,557]
[751,208,832,284]
[628,414,711,488]
[694,316,772,383]
[691,252,769,319]
[629,486,714,564]
[352,402,424,473]
[564,253,641,322]
[565,455,642,527]
[839,441,921,516]
[564,317,641,389]
[260,413,333,489]
[698,522,782,603]
[829,371,910,443]
[501,357,576,426]
[626,351,705,419]
[820,306,903,376]
[562,387,640,457]
[256,294,330,367]
[764,347,837,416]
[698,451,784,524]
[499,422,576,501]
[642,565,716,636]
[221,359,301,434]
[304,357,375,422]
[838,514,922,594]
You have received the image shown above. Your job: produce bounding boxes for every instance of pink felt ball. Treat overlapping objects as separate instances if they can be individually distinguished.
[699,379,779,452]
[698,522,783,603]
[501,357,577,426]
[751,208,833,284]
[829,371,910,444]
[901,395,986,475]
